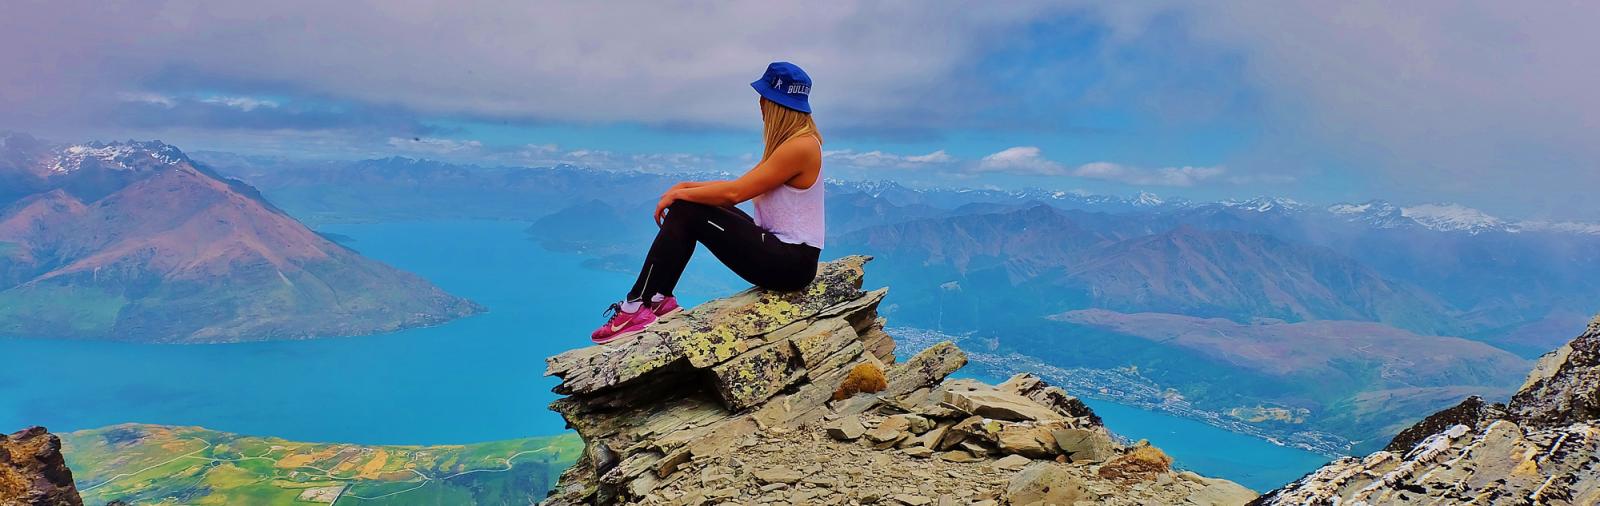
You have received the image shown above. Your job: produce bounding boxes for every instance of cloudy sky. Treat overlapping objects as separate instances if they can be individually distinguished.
[3,1,1598,219]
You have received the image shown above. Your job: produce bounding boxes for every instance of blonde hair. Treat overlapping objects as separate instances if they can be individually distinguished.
[760,98,822,161]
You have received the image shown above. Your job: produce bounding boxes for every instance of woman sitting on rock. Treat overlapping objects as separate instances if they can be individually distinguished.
[591,62,826,344]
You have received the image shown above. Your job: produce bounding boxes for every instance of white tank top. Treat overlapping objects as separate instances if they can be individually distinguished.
[752,177,825,249]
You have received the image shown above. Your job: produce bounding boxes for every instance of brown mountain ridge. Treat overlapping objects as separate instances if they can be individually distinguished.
[0,133,482,342]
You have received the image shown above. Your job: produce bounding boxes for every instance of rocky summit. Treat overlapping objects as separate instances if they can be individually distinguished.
[0,427,82,506]
[1253,315,1600,505]
[541,256,1255,505]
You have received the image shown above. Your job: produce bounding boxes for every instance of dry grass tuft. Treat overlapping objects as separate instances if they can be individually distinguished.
[832,362,888,401]
[1096,445,1173,482]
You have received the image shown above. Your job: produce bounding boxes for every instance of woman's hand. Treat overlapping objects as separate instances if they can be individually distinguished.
[655,182,696,225]
[654,189,680,226]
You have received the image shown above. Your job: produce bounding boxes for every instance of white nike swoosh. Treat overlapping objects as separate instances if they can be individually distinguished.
[609,321,629,332]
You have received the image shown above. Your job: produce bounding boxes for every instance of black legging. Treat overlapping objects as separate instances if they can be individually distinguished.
[628,200,821,301]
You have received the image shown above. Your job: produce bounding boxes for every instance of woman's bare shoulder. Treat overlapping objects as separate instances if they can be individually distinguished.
[774,134,822,161]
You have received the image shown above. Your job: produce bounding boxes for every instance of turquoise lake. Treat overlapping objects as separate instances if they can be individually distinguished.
[0,220,1328,491]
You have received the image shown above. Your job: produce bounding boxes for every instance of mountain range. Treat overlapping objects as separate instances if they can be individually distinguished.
[1042,309,1529,447]
[827,197,1595,448]
[0,133,482,342]
[818,188,1600,347]
[838,205,1461,335]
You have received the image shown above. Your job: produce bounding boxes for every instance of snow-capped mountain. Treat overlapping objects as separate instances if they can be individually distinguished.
[1218,196,1308,213]
[1327,200,1409,228]
[1324,200,1600,235]
[1018,188,1179,209]
[829,178,913,198]
[1132,191,1165,207]
[825,178,1600,236]
[1509,221,1600,235]
[1399,203,1507,234]
[48,140,189,174]
[827,179,1191,211]
[1327,200,1393,215]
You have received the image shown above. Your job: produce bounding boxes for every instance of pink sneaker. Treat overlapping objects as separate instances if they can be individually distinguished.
[591,303,657,344]
[650,296,682,317]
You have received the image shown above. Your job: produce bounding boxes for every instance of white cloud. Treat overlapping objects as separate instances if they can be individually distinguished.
[11,2,1600,216]
[387,136,483,154]
[973,146,1224,186]
[565,149,609,159]
[1072,161,1224,187]
[825,149,953,169]
[200,96,279,111]
[629,152,717,172]
[904,150,953,164]
[0,2,1070,129]
[506,143,560,159]
[976,146,1065,175]
[479,142,718,172]
[115,92,176,108]
[1080,2,1600,215]
[1226,173,1298,185]
[117,92,280,112]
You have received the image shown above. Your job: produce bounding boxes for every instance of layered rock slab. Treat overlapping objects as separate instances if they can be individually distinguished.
[542,257,922,504]
[1254,315,1600,505]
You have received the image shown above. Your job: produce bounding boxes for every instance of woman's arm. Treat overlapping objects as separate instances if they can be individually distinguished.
[669,180,726,191]
[655,137,819,224]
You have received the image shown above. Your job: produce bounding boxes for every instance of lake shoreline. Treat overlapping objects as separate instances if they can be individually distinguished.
[894,327,1353,458]
[1,219,1329,491]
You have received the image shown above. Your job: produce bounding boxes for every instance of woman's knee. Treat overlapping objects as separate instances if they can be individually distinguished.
[664,200,714,223]
[667,200,714,213]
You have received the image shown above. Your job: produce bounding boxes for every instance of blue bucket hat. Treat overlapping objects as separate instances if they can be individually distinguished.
[751,62,812,113]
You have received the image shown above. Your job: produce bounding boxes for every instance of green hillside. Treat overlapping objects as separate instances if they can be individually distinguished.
[61,424,582,505]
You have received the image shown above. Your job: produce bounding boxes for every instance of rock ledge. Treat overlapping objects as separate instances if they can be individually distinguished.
[1253,314,1600,505]
[541,257,1254,505]
[0,426,82,506]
